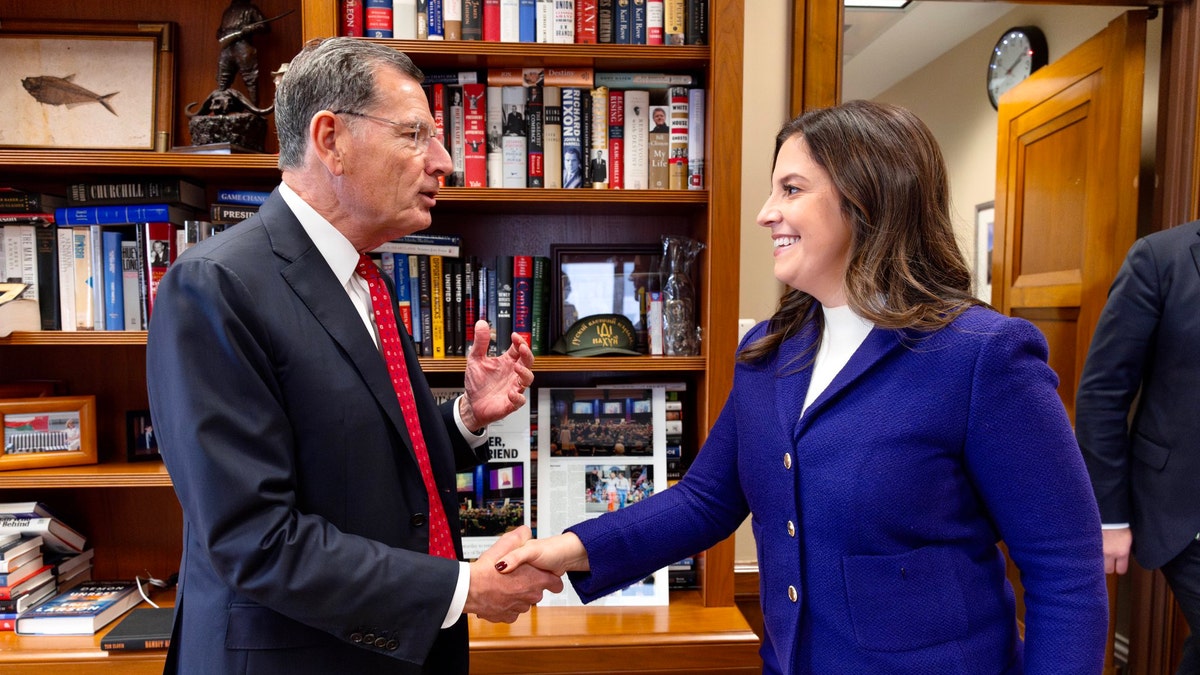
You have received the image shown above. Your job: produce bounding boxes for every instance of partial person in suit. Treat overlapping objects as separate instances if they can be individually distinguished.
[147,37,562,675]
[562,146,583,188]
[497,100,1109,673]
[1076,219,1200,675]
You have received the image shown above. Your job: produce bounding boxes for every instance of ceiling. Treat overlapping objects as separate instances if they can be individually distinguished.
[843,1,1017,100]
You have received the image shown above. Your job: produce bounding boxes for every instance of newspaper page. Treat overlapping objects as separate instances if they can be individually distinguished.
[432,388,532,561]
[535,385,669,606]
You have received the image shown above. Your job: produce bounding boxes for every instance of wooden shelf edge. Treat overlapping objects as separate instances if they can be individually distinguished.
[0,150,279,171]
[0,462,172,489]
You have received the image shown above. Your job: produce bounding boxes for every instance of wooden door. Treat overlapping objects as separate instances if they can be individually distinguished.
[994,10,1145,413]
[993,11,1147,673]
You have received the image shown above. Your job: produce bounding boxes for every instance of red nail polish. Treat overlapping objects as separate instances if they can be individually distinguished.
[495,561,507,571]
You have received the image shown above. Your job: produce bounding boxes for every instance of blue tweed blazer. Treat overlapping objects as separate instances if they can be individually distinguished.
[569,305,1108,674]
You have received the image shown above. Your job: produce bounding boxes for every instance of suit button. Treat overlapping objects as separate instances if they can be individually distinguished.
[783,453,792,469]
[350,633,363,643]
[410,513,427,527]
[386,639,399,651]
[363,633,375,643]
[788,585,798,602]
[787,520,795,537]
[374,637,388,648]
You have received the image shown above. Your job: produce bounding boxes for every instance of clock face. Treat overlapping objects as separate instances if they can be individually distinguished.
[987,26,1048,109]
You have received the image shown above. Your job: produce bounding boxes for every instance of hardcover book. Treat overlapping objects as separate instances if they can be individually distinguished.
[607,89,625,189]
[35,223,61,330]
[512,255,533,348]
[67,178,203,210]
[525,82,545,187]
[615,0,631,43]
[552,0,575,43]
[668,86,689,190]
[542,86,563,188]
[462,83,488,187]
[100,606,173,651]
[341,0,365,36]
[0,516,86,554]
[55,204,192,227]
[364,0,395,37]
[0,536,43,574]
[394,0,418,38]
[589,87,610,189]
[462,0,483,39]
[597,0,614,42]
[623,89,650,189]
[575,0,597,43]
[0,564,53,600]
[687,88,705,189]
[0,188,66,213]
[663,0,684,44]
[685,0,707,44]
[16,580,142,635]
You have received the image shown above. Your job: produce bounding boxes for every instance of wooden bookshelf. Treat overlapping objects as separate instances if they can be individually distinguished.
[0,0,752,670]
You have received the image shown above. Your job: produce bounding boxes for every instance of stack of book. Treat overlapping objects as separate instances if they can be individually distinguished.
[0,534,56,631]
[0,502,94,631]
[339,0,709,45]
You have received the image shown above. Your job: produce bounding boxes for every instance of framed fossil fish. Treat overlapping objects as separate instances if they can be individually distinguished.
[0,20,174,151]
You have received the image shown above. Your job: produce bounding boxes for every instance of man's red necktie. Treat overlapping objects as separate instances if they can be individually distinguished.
[356,255,457,560]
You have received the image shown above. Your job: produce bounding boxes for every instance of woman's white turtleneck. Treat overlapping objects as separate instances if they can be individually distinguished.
[802,304,875,415]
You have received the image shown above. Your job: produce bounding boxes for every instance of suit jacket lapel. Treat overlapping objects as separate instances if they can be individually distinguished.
[792,325,903,439]
[260,192,418,454]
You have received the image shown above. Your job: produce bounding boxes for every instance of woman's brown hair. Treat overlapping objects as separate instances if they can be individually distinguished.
[739,100,983,364]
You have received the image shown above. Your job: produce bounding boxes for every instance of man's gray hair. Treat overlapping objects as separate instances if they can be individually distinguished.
[275,37,424,169]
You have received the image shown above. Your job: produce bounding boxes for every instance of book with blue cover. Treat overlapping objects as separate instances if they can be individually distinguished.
[55,204,191,226]
[16,580,141,635]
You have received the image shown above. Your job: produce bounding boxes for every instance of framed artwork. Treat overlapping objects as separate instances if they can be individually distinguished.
[0,396,97,471]
[550,244,662,348]
[975,201,995,302]
[0,20,175,151]
[126,410,160,462]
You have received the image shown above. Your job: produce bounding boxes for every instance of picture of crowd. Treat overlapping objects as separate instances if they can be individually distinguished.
[554,418,654,457]
[584,465,654,513]
[458,500,525,537]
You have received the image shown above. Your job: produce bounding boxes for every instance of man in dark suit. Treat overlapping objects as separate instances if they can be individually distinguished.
[147,38,561,675]
[1076,219,1200,674]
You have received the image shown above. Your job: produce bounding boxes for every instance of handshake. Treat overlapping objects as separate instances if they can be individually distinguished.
[463,526,590,623]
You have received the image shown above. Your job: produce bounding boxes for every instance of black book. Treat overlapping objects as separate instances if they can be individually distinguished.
[0,188,66,214]
[67,177,205,210]
[100,607,173,651]
[34,223,61,330]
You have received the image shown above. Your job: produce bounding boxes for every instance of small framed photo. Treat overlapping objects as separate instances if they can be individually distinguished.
[975,201,996,302]
[126,410,160,462]
[550,243,662,348]
[0,396,97,471]
[0,19,175,151]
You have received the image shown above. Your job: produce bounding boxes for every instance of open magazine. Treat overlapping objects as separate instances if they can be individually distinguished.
[431,389,531,561]
[535,385,669,607]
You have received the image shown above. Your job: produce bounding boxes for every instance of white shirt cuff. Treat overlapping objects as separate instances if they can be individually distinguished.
[1102,523,1130,529]
[453,395,488,448]
[442,561,470,628]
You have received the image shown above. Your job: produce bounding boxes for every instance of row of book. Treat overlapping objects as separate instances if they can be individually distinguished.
[369,238,554,358]
[342,0,708,45]
[0,502,94,632]
[1,184,270,332]
[427,68,705,190]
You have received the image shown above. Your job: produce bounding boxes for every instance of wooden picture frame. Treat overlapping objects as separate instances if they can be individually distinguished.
[0,20,175,151]
[125,409,160,462]
[0,396,97,471]
[975,201,995,302]
[550,244,662,350]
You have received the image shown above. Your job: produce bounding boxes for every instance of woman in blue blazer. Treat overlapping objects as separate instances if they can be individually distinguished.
[499,100,1109,673]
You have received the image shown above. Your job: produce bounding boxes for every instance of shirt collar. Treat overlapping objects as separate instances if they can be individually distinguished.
[278,181,361,288]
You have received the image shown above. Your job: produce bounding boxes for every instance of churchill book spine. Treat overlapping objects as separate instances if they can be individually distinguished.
[67,178,203,209]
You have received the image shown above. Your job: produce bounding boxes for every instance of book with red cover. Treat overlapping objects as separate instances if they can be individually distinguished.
[136,222,177,324]
[512,255,533,348]
[341,0,365,36]
[483,0,501,40]
[0,564,53,600]
[608,89,625,189]
[462,83,488,187]
[575,0,597,43]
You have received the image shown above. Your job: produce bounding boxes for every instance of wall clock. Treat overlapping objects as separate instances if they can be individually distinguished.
[987,26,1049,110]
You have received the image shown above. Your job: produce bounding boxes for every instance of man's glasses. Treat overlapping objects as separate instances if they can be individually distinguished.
[333,110,437,152]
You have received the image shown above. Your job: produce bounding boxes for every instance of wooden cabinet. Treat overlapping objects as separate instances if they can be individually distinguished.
[0,0,754,671]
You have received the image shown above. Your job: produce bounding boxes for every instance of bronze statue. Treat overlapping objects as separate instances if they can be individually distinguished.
[185,2,293,151]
